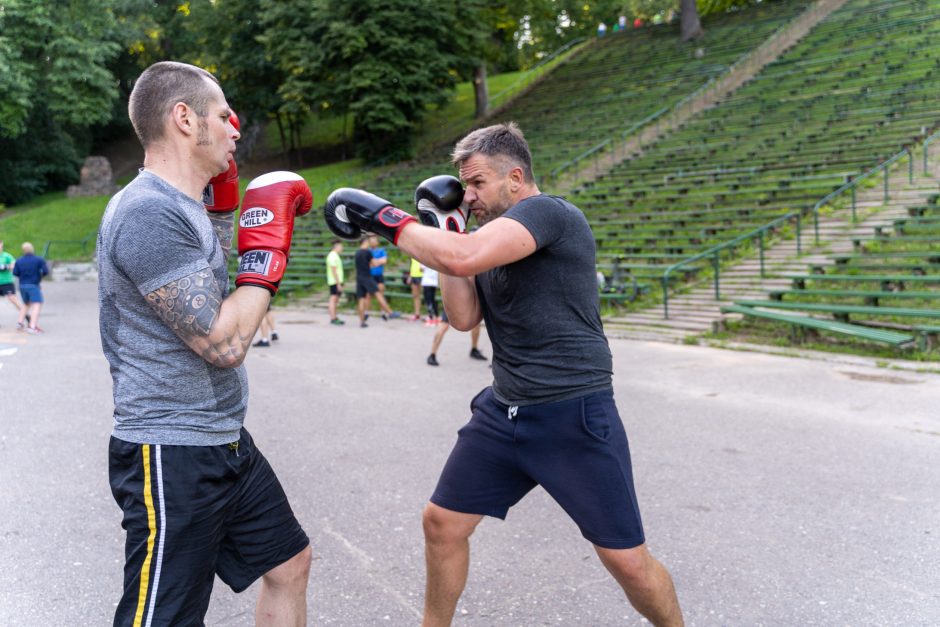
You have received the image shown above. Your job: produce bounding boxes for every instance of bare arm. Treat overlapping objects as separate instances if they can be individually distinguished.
[396,218,536,331]
[396,218,536,277]
[145,267,270,368]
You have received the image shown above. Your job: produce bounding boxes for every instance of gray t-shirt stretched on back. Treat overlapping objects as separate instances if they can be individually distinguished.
[98,171,248,446]
[476,193,613,406]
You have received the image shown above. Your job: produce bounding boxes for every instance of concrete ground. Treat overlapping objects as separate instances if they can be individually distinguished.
[0,280,937,626]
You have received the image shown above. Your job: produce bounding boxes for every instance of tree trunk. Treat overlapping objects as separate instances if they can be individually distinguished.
[680,0,704,41]
[473,64,489,119]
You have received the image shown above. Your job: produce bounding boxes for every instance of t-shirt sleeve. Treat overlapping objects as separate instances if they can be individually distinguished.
[112,202,211,296]
[503,196,568,250]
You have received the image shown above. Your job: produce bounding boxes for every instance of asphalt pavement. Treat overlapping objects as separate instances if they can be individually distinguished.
[0,280,937,626]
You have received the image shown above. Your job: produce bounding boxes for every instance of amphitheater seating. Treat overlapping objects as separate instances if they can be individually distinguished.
[278,0,940,331]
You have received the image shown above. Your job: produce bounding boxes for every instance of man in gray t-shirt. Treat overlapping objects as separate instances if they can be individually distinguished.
[99,61,311,626]
[324,123,683,626]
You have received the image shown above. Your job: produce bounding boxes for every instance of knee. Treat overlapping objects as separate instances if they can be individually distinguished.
[264,545,312,590]
[422,504,475,547]
[599,545,656,588]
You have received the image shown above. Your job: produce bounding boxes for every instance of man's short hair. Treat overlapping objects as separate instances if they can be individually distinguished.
[129,61,220,149]
[21,242,34,254]
[452,122,535,183]
[331,239,342,247]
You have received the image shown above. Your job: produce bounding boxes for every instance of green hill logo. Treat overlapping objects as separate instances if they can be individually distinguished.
[240,208,274,228]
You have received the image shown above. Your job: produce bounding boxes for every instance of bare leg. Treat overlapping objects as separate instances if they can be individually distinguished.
[256,545,312,627]
[5,293,22,314]
[411,283,421,317]
[328,294,338,320]
[257,315,271,341]
[422,504,483,627]
[470,325,481,349]
[594,544,684,627]
[430,322,449,356]
[28,303,41,330]
[374,291,393,315]
[358,296,368,324]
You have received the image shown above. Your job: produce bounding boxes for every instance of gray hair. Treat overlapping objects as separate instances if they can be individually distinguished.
[452,122,535,183]
[129,61,219,149]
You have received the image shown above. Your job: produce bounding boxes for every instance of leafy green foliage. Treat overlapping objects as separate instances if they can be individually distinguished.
[0,0,121,204]
[260,0,467,161]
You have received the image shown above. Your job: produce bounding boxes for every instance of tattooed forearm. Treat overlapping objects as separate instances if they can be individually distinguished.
[146,268,251,367]
[147,268,221,336]
[208,212,235,261]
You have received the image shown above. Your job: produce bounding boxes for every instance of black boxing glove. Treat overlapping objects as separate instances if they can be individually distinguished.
[324,187,417,244]
[414,175,470,233]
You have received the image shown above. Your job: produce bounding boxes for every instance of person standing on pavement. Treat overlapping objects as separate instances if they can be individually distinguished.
[13,242,49,334]
[324,122,683,626]
[97,60,312,626]
[354,237,396,327]
[326,239,345,325]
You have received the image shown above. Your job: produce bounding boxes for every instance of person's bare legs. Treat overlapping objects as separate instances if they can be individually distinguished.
[328,293,339,320]
[255,545,312,626]
[422,503,483,627]
[411,283,422,318]
[4,293,22,315]
[430,322,449,356]
[375,291,394,315]
[27,303,41,330]
[470,324,481,349]
[358,295,369,325]
[595,544,684,627]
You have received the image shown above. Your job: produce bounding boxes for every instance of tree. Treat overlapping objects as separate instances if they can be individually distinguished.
[0,0,121,204]
[680,0,704,40]
[261,0,467,161]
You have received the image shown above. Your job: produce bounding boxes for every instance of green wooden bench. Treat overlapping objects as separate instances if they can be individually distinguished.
[831,252,940,263]
[789,274,940,290]
[735,299,940,321]
[770,288,940,306]
[720,304,915,347]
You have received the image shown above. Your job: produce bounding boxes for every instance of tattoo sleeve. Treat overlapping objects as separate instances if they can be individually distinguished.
[208,212,236,262]
[145,268,250,367]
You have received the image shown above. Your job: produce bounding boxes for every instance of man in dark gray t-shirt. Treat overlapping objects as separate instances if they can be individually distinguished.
[323,123,683,626]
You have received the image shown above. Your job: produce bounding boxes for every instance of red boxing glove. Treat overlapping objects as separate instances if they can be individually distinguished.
[203,111,241,212]
[236,171,313,294]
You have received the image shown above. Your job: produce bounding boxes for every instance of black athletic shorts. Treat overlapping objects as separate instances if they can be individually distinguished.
[329,284,341,296]
[109,428,309,626]
[431,387,645,549]
[0,283,14,296]
[356,276,379,299]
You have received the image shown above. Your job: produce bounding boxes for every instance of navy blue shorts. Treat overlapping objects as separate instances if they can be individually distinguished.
[431,387,645,549]
[19,284,42,304]
[109,428,309,626]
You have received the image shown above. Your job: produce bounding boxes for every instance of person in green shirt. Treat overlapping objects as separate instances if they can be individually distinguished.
[325,239,345,325]
[0,240,26,327]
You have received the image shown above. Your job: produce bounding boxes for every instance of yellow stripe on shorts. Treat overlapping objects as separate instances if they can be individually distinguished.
[133,444,157,627]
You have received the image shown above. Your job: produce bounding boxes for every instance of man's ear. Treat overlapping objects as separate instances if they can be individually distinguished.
[509,166,525,192]
[170,102,195,137]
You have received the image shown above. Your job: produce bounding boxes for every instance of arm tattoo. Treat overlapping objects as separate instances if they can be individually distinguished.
[208,212,235,262]
[146,268,251,366]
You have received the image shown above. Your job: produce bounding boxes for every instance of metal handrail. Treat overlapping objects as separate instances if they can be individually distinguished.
[661,212,801,318]
[811,148,912,244]
[43,230,98,260]
[922,127,940,174]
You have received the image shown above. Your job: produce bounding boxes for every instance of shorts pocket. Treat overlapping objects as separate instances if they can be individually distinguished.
[580,396,611,442]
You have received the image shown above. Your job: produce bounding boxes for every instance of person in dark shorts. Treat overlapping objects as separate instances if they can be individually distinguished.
[324,123,683,626]
[98,61,311,626]
[12,242,48,334]
[354,236,396,327]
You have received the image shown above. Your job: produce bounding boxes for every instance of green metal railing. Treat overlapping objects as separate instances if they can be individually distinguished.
[43,230,98,260]
[810,148,913,244]
[922,127,940,175]
[661,212,801,319]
